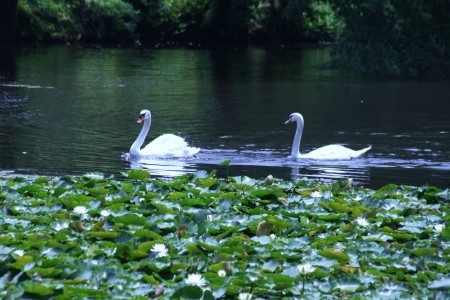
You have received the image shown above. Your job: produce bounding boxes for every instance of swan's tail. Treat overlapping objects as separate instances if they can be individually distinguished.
[354,145,372,158]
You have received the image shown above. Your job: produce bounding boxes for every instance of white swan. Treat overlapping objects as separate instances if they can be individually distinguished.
[285,112,371,160]
[129,109,200,158]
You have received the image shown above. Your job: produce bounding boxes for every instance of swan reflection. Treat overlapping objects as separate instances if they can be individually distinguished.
[128,158,195,178]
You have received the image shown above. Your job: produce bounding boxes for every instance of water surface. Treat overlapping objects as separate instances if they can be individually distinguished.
[1,45,449,188]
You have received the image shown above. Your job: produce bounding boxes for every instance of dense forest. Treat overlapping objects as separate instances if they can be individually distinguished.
[1,0,449,76]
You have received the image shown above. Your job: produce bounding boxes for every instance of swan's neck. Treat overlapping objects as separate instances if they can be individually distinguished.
[291,120,303,158]
[130,118,150,156]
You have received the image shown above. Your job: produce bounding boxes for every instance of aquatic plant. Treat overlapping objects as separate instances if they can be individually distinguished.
[0,171,450,298]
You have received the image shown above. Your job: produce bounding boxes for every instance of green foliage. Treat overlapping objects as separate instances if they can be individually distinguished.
[330,1,450,76]
[16,0,138,43]
[0,173,450,298]
[14,0,342,43]
[79,0,139,42]
[16,0,79,41]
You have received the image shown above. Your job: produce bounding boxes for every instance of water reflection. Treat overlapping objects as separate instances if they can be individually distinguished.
[0,46,449,189]
[128,157,197,178]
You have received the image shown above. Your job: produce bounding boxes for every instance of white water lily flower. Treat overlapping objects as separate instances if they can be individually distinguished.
[100,210,111,217]
[185,273,206,286]
[218,270,226,278]
[270,233,276,241]
[239,292,252,300]
[355,217,369,227]
[151,244,168,257]
[434,224,445,233]
[297,263,316,275]
[73,206,88,215]
[310,191,323,198]
[14,250,25,256]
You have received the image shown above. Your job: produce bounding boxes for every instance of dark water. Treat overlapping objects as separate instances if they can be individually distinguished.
[1,45,449,189]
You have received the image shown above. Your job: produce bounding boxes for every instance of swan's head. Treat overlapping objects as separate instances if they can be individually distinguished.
[284,112,304,125]
[137,109,151,124]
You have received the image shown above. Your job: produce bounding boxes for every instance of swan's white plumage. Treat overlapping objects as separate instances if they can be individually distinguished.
[129,110,200,158]
[285,112,371,160]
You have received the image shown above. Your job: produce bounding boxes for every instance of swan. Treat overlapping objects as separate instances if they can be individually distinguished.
[129,109,200,158]
[285,112,371,160]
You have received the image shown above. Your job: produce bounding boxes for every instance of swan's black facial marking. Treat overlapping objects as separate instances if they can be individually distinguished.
[284,115,294,124]
[137,114,146,124]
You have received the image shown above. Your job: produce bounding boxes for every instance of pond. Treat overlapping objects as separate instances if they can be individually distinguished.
[0,45,449,189]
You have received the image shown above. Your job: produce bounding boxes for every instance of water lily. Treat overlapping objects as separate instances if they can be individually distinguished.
[297,263,316,275]
[433,224,445,233]
[310,190,323,198]
[100,210,111,217]
[355,217,369,227]
[218,270,226,278]
[73,206,88,216]
[239,292,252,300]
[185,273,206,287]
[270,233,276,241]
[151,243,168,257]
[14,250,25,256]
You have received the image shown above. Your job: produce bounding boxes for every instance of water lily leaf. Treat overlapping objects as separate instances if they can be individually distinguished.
[218,192,237,199]
[220,160,231,167]
[411,248,438,256]
[16,183,42,195]
[319,249,350,263]
[34,177,49,184]
[61,286,110,298]
[197,177,218,188]
[134,228,164,240]
[429,277,450,290]
[31,267,61,277]
[113,214,147,225]
[168,191,186,200]
[265,274,295,289]
[256,220,274,236]
[262,260,280,272]
[311,236,346,248]
[137,241,159,253]
[85,187,109,197]
[390,233,414,241]
[151,202,179,215]
[86,231,121,239]
[317,213,347,221]
[442,227,450,241]
[330,201,352,213]
[125,170,150,180]
[171,286,204,299]
[333,279,361,293]
[23,282,54,296]
[129,250,148,260]
[250,189,281,200]
[15,255,34,264]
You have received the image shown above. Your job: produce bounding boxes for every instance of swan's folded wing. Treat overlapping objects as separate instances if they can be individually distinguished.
[141,134,200,157]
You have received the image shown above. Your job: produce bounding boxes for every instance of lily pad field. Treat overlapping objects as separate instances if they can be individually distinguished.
[1,169,450,299]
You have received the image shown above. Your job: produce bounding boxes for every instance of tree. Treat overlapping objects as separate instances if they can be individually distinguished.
[331,0,450,76]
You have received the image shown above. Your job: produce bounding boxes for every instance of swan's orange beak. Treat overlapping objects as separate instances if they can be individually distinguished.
[137,115,145,124]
